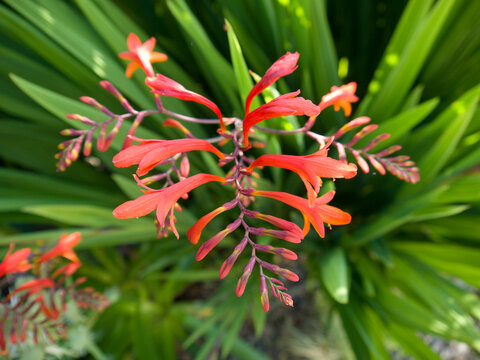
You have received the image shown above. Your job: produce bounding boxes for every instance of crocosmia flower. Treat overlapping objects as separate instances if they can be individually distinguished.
[243,91,320,147]
[38,232,81,264]
[253,190,351,238]
[319,82,359,116]
[113,137,226,176]
[119,33,168,78]
[113,174,226,238]
[245,52,299,114]
[0,244,31,278]
[246,148,357,205]
[146,74,225,132]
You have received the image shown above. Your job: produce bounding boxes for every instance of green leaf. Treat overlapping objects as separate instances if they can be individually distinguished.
[410,204,470,222]
[166,0,239,110]
[358,98,439,150]
[347,185,448,246]
[309,0,340,95]
[225,19,255,106]
[5,0,153,109]
[21,204,147,228]
[359,0,454,120]
[388,322,442,360]
[415,93,478,185]
[320,247,350,304]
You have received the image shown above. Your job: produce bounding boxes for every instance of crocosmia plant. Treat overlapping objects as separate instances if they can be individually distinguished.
[56,33,418,311]
[0,233,108,355]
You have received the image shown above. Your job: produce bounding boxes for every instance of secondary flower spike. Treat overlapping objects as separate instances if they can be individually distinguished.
[113,174,226,238]
[118,33,168,78]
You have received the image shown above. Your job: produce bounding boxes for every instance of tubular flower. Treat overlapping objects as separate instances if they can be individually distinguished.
[187,199,238,244]
[319,82,359,116]
[38,232,81,265]
[113,138,226,176]
[118,33,168,78]
[0,244,31,278]
[245,52,299,114]
[113,174,226,238]
[8,279,55,299]
[146,74,225,132]
[253,190,351,238]
[246,149,357,205]
[243,91,320,147]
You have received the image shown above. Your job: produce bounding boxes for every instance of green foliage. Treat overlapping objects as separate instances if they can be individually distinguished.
[1,0,480,359]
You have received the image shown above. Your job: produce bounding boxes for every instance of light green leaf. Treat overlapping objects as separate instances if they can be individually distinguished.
[320,247,350,303]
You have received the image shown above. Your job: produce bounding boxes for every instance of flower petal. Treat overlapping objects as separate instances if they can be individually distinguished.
[136,139,225,176]
[243,93,320,146]
[113,191,164,219]
[245,52,299,114]
[146,74,225,131]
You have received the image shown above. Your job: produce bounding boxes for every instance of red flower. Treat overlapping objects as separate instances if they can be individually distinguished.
[8,278,54,299]
[187,199,238,244]
[113,138,226,176]
[38,232,81,265]
[243,91,320,147]
[118,33,168,78]
[0,244,31,278]
[246,149,357,205]
[245,52,299,114]
[146,74,225,132]
[252,190,351,238]
[113,174,226,238]
[319,82,358,116]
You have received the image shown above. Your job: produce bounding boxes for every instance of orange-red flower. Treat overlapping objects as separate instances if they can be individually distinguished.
[187,199,238,244]
[0,244,31,278]
[246,149,357,205]
[146,74,225,132]
[252,190,351,238]
[8,278,54,299]
[38,232,81,265]
[245,52,299,114]
[118,33,168,78]
[243,91,320,147]
[113,138,226,176]
[319,82,358,116]
[113,174,226,238]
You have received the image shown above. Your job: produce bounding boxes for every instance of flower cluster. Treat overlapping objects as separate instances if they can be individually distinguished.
[0,233,108,354]
[57,33,419,311]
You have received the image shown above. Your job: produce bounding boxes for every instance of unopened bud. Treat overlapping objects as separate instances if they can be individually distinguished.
[236,257,256,297]
[333,116,371,139]
[362,133,390,152]
[260,276,269,312]
[180,154,190,177]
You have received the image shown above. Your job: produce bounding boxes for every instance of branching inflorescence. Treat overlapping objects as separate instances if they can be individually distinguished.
[56,33,419,311]
[0,233,108,354]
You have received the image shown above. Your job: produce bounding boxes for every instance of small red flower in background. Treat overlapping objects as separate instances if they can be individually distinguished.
[0,244,31,277]
[38,232,81,264]
[319,82,359,116]
[119,33,168,78]
[57,32,419,311]
[0,233,108,354]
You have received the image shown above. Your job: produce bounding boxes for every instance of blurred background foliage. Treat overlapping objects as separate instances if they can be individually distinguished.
[1,0,480,359]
